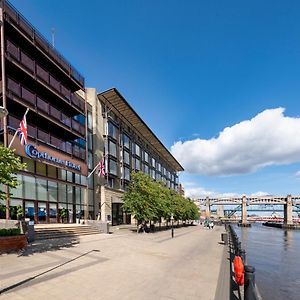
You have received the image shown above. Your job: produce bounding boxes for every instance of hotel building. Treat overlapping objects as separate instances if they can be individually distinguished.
[87,88,184,226]
[0,0,94,223]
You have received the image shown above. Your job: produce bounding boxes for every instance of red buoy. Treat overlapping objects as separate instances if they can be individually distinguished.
[233,255,244,286]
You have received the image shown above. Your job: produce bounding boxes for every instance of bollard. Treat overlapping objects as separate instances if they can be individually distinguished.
[240,249,246,264]
[244,265,256,300]
[221,232,228,245]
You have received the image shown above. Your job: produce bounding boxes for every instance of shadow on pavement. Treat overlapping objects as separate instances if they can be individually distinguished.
[18,236,80,257]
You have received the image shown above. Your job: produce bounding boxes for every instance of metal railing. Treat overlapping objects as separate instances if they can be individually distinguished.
[227,224,262,300]
[6,39,85,112]
[4,0,85,87]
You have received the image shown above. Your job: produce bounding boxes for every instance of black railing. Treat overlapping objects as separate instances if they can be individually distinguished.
[4,0,85,87]
[226,224,262,300]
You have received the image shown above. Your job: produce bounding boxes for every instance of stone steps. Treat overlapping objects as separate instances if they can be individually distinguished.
[34,225,103,240]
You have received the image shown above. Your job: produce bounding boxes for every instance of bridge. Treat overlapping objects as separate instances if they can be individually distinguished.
[197,195,300,226]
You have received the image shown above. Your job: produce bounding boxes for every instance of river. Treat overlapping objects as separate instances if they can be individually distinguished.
[234,223,300,300]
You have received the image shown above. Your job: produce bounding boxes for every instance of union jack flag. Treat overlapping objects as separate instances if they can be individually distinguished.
[17,114,28,146]
[97,159,106,177]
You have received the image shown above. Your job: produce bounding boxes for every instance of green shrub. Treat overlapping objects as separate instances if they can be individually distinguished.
[0,228,21,236]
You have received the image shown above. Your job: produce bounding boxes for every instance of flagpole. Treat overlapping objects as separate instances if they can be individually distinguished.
[8,108,29,149]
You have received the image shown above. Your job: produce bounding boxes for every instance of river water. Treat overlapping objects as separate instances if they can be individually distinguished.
[234,223,300,300]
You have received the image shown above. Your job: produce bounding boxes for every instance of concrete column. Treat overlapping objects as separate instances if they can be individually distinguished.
[242,195,248,225]
[284,195,293,225]
[205,197,211,218]
[217,205,224,218]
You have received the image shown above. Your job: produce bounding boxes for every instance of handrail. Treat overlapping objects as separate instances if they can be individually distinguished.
[226,224,262,300]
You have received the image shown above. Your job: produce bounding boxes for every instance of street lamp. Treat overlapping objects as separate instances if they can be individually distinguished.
[171,213,174,238]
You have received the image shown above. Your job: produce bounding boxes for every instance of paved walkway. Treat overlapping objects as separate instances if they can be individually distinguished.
[0,225,225,300]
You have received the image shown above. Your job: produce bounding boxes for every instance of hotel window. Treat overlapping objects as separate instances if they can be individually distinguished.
[123,150,130,165]
[135,158,140,170]
[75,173,81,184]
[67,185,73,204]
[48,181,58,202]
[75,187,81,204]
[109,159,117,175]
[124,167,130,181]
[58,183,67,203]
[24,175,36,200]
[123,134,130,149]
[48,165,57,178]
[23,157,35,173]
[156,173,161,181]
[11,175,23,198]
[144,152,149,163]
[151,169,155,179]
[88,111,93,130]
[108,122,118,139]
[36,178,48,201]
[58,169,66,181]
[36,162,46,176]
[144,164,149,174]
[135,144,141,157]
[109,140,117,157]
[157,163,161,172]
[152,158,156,168]
[108,178,115,188]
[67,171,73,182]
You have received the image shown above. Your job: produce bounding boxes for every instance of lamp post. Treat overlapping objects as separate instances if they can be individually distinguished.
[171,213,174,238]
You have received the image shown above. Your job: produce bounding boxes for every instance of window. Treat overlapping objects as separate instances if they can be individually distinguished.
[67,171,73,182]
[58,183,67,202]
[151,169,155,179]
[48,181,58,202]
[48,165,57,178]
[75,187,81,204]
[135,158,140,170]
[152,158,156,168]
[36,178,47,200]
[108,122,118,139]
[58,169,66,181]
[109,140,117,157]
[123,150,130,165]
[123,134,130,149]
[88,111,93,130]
[109,159,117,175]
[108,178,115,188]
[88,152,93,170]
[67,185,73,204]
[36,162,46,176]
[144,152,149,163]
[144,165,149,174]
[157,163,161,172]
[23,175,36,200]
[23,157,34,173]
[135,144,141,157]
[88,133,93,150]
[11,175,23,198]
[123,167,130,180]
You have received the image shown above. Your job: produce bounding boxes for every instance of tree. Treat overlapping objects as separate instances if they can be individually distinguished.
[0,145,26,201]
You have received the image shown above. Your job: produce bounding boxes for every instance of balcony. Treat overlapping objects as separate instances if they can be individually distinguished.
[6,39,85,113]
[6,77,86,137]
[7,115,86,161]
[4,1,85,87]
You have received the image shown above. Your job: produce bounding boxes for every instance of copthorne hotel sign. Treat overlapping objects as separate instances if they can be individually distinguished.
[25,144,81,172]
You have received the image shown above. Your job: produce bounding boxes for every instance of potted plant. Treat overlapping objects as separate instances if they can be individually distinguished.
[59,208,67,223]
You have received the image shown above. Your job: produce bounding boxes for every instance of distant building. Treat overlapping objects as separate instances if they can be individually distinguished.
[178,184,185,196]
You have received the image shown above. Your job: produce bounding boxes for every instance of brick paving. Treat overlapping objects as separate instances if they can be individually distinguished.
[0,225,226,300]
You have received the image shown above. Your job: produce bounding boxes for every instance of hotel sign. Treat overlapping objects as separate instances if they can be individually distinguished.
[25,144,81,172]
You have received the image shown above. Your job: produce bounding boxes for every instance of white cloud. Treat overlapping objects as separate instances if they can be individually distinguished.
[171,108,300,176]
[250,191,270,197]
[295,171,300,178]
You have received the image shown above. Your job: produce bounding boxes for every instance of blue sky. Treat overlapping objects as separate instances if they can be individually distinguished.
[11,0,300,197]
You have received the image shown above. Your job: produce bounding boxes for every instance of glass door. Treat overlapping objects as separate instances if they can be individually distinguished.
[25,201,35,222]
[38,202,47,223]
[49,203,57,223]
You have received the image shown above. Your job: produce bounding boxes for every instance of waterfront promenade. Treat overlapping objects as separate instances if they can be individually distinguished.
[0,225,225,300]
